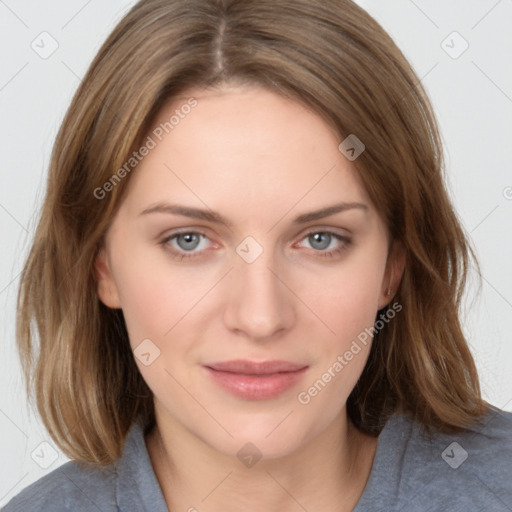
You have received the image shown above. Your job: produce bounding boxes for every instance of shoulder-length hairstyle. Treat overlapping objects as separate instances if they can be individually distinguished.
[17,0,488,464]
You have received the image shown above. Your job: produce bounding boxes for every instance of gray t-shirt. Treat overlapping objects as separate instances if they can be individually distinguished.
[3,406,512,511]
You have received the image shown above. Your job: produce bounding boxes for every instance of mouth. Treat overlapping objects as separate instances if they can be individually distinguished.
[203,360,309,400]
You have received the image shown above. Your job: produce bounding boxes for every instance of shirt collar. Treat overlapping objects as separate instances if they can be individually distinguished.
[115,420,170,512]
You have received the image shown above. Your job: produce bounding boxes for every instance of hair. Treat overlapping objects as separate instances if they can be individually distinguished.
[16,0,488,465]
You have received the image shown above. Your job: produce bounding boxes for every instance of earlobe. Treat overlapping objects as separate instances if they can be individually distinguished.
[378,241,406,309]
[94,247,122,309]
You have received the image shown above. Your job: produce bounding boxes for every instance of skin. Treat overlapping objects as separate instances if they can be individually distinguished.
[95,84,404,511]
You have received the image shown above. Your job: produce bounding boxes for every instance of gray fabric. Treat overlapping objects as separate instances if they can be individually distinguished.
[3,406,511,511]
[353,406,512,511]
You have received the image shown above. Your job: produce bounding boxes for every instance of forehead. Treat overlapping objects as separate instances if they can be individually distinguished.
[119,84,373,224]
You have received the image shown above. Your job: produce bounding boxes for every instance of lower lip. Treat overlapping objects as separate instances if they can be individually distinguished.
[204,367,308,400]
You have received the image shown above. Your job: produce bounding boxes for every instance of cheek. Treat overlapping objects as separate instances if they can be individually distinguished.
[109,242,199,347]
[301,253,385,345]
[293,248,385,405]
[110,251,208,398]
[295,268,380,424]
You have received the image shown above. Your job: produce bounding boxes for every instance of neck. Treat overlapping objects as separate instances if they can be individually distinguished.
[145,406,378,512]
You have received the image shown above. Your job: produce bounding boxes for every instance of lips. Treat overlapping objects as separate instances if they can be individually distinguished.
[203,359,308,400]
[206,360,307,374]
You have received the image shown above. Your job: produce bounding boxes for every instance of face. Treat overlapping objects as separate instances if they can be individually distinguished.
[95,84,401,460]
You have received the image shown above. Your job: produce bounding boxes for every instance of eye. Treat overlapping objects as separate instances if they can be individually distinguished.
[297,230,352,258]
[160,231,212,261]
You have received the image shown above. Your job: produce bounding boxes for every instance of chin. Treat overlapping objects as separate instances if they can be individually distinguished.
[203,410,318,462]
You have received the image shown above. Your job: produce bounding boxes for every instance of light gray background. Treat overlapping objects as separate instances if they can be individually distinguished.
[1,0,511,505]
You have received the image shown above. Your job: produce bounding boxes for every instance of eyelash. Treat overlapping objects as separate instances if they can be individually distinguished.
[159,229,352,261]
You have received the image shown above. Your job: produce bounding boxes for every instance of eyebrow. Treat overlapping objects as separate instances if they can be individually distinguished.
[139,201,368,228]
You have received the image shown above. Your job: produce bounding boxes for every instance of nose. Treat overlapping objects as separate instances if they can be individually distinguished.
[223,247,295,341]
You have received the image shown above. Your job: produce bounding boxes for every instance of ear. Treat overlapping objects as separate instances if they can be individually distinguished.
[378,240,406,309]
[94,247,122,309]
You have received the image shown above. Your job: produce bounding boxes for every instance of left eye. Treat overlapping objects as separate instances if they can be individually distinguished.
[299,231,343,251]
[160,230,351,261]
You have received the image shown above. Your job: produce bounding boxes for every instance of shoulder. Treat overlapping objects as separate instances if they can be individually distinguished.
[1,420,161,512]
[1,460,117,512]
[401,404,512,461]
[381,405,512,511]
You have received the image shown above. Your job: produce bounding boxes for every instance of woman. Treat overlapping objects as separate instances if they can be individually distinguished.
[5,0,511,510]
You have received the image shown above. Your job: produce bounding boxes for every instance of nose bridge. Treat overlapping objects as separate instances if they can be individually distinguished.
[225,235,294,339]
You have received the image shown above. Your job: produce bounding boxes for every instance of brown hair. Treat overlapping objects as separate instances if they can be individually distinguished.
[16,0,487,465]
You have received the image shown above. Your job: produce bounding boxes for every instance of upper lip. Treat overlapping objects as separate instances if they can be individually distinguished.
[205,360,308,375]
